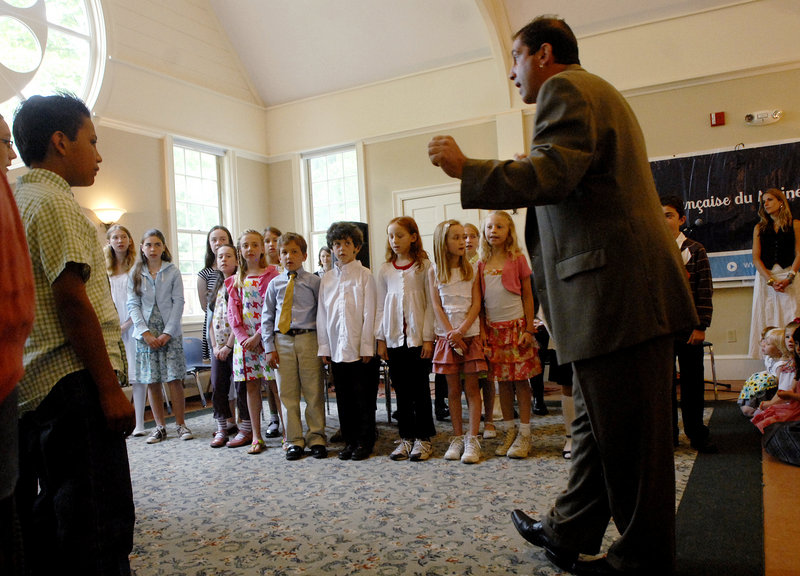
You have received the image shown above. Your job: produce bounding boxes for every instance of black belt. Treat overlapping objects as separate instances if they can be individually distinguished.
[277,328,316,337]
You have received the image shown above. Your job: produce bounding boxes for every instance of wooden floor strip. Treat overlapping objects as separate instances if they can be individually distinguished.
[763,450,800,576]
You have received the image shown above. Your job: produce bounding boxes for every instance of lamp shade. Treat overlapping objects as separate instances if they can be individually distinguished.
[93,208,126,225]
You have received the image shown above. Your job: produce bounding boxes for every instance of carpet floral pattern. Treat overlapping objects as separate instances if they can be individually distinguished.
[127,402,702,575]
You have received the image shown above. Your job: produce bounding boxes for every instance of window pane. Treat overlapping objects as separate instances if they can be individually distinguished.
[186,176,203,201]
[176,202,188,229]
[343,151,357,177]
[47,0,90,34]
[326,154,343,180]
[25,29,89,97]
[184,149,201,177]
[313,205,329,230]
[173,147,185,173]
[345,204,360,221]
[177,232,193,263]
[174,175,186,202]
[311,180,328,206]
[309,157,326,182]
[0,17,42,73]
[344,176,359,203]
[202,179,218,206]
[200,153,217,181]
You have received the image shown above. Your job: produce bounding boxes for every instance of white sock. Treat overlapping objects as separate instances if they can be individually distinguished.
[518,422,531,436]
[132,382,147,431]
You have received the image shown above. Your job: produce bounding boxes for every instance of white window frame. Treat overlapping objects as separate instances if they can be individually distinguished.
[166,136,232,328]
[300,143,366,270]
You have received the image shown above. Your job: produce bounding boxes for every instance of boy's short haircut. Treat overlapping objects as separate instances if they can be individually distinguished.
[660,194,686,220]
[13,93,91,167]
[278,232,307,255]
[326,221,363,249]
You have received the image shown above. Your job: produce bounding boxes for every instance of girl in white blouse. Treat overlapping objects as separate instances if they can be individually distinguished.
[376,216,436,461]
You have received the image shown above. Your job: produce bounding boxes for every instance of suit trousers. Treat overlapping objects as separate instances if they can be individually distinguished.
[544,335,675,574]
[274,331,326,448]
[331,357,379,449]
[672,337,709,444]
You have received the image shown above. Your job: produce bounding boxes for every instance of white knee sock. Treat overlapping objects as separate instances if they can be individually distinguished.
[132,382,147,432]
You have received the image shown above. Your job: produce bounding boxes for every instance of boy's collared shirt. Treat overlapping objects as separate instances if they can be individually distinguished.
[14,168,123,414]
[317,259,377,363]
[262,267,320,353]
[675,232,713,330]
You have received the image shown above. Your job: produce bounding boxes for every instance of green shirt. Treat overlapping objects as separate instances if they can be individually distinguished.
[14,168,123,414]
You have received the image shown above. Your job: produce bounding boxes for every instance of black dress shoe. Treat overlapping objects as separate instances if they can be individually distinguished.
[511,510,577,572]
[310,445,328,459]
[435,407,450,421]
[338,445,355,460]
[532,399,549,416]
[286,445,304,460]
[690,436,719,454]
[351,445,372,460]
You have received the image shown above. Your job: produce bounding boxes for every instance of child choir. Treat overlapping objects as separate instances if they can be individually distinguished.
[124,211,549,463]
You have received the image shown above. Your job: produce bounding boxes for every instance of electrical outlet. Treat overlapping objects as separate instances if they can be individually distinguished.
[727,330,737,343]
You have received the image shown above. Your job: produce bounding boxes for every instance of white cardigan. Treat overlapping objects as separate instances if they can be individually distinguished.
[374,259,435,348]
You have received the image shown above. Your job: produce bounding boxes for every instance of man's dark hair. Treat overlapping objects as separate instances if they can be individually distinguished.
[514,16,580,65]
[12,93,91,166]
[660,195,686,220]
[326,221,363,249]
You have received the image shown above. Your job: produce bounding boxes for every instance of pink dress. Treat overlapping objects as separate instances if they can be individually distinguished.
[752,396,800,432]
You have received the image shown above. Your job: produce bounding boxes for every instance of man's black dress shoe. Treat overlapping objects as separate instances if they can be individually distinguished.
[511,510,577,571]
[310,445,328,459]
[351,445,371,460]
[286,445,304,460]
[338,445,355,460]
[690,436,719,454]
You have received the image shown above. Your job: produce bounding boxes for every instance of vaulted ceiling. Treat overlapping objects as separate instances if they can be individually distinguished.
[208,0,751,107]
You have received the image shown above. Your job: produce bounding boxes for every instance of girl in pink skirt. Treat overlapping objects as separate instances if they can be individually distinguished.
[478,211,541,459]
[429,220,487,464]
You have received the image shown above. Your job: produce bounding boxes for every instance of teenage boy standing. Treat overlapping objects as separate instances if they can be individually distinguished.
[13,94,135,576]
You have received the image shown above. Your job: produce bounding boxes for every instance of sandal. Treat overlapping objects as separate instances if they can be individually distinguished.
[247,439,266,455]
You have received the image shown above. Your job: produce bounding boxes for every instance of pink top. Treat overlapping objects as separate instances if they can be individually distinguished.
[224,267,279,343]
[477,253,531,296]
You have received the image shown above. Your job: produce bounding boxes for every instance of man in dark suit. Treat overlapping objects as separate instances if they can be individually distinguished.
[428,16,696,576]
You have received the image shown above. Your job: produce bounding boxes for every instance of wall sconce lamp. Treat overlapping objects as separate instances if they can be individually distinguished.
[92,207,126,229]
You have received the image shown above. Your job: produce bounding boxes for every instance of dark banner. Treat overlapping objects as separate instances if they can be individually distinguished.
[650,140,800,280]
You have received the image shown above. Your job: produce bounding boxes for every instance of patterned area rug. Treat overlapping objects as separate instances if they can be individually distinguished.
[127,401,700,576]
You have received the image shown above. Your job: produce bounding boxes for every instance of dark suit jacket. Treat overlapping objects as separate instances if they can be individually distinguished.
[462,65,697,364]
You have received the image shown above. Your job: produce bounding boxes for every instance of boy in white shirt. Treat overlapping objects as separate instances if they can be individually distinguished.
[317,222,379,460]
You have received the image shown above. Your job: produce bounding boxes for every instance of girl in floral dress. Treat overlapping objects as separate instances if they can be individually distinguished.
[225,230,279,454]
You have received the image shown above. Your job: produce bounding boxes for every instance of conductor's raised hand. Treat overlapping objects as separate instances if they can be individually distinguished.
[428,135,467,179]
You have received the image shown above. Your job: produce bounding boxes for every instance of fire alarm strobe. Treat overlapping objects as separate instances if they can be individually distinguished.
[745,109,784,126]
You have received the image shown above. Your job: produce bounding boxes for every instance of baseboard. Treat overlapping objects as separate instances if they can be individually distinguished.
[704,354,763,381]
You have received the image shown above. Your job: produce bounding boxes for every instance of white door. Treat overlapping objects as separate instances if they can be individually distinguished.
[394,185,529,259]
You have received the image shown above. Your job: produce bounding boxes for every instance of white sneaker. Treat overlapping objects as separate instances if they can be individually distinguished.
[131,428,146,437]
[409,439,433,461]
[482,425,497,439]
[390,439,413,461]
[444,436,464,460]
[176,425,194,441]
[507,432,531,459]
[146,426,167,444]
[461,435,481,464]
[494,427,517,456]
[563,436,573,460]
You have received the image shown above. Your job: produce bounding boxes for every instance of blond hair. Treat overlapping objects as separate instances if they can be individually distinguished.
[758,188,793,233]
[479,210,522,261]
[765,327,791,359]
[432,220,473,285]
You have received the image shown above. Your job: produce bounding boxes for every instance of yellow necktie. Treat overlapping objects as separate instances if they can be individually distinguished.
[278,272,295,334]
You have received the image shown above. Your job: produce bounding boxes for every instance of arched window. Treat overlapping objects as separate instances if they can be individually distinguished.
[0,0,105,160]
